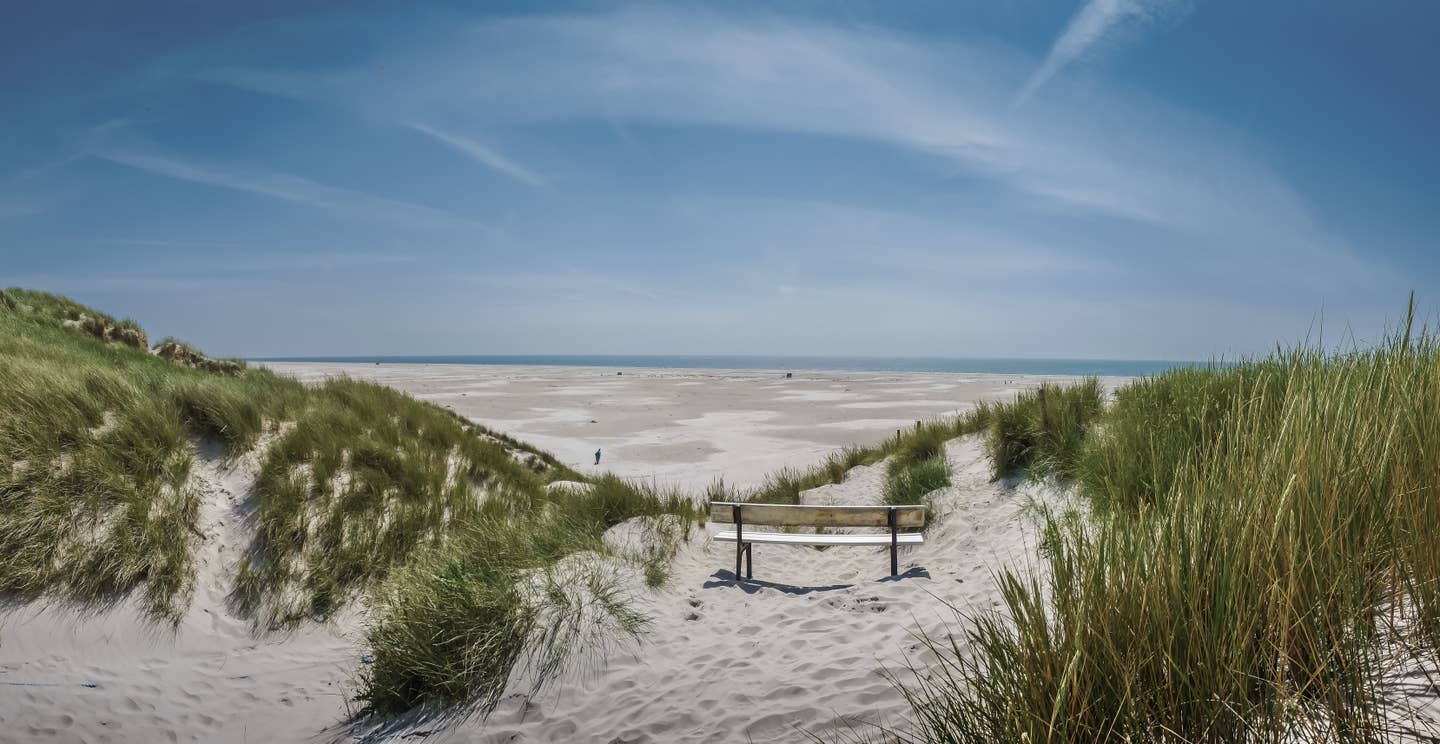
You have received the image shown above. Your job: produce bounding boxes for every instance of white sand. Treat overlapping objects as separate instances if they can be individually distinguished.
[261,362,1098,492]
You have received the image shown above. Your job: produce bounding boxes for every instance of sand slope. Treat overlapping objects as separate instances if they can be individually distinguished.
[0,439,360,744]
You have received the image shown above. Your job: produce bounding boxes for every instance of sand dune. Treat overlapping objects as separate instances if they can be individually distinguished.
[0,434,1041,744]
[1,364,1094,743]
[0,438,358,744]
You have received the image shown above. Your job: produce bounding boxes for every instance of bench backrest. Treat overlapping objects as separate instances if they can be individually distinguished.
[709,502,925,529]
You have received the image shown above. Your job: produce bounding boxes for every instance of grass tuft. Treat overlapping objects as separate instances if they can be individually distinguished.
[981,378,1105,480]
[358,477,698,716]
[882,455,949,513]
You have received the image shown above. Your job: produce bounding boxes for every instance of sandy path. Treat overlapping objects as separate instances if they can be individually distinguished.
[464,436,1053,743]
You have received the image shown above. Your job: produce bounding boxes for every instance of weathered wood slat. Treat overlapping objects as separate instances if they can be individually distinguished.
[708,501,925,528]
[714,530,923,546]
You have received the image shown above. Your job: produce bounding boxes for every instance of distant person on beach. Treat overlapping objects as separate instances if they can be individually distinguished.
[595,448,602,465]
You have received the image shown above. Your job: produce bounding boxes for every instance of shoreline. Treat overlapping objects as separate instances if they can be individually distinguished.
[250,354,1192,378]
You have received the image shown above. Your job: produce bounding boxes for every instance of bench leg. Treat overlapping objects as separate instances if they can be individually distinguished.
[889,506,899,577]
[735,541,744,581]
[745,543,753,580]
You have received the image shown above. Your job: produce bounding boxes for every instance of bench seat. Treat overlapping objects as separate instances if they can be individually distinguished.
[714,530,923,546]
[710,501,927,579]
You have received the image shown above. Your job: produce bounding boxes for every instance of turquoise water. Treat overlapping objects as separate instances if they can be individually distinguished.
[254,354,1209,377]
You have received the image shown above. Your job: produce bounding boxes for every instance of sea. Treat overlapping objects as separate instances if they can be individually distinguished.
[252,355,1210,378]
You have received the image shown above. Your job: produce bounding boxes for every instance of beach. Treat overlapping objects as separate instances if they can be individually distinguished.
[262,362,1106,492]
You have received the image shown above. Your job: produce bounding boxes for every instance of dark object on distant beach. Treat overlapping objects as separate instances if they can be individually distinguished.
[786,372,793,379]
[617,372,623,375]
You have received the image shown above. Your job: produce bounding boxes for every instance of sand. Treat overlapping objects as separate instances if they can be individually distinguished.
[0,364,1112,742]
[475,435,1059,743]
[0,437,359,744]
[261,362,1097,492]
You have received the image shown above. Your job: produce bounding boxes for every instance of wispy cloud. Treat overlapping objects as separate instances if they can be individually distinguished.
[1017,0,1186,105]
[405,122,544,187]
[436,10,1366,278]
[92,149,484,231]
[161,9,1382,287]
[193,69,546,189]
[56,5,1400,358]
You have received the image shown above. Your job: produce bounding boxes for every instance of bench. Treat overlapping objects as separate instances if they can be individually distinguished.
[710,502,926,580]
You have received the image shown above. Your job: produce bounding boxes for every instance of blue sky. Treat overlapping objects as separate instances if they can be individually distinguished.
[3,1,1437,359]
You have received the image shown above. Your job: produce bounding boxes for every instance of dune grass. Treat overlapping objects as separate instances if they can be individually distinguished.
[3,291,689,691]
[740,445,874,505]
[358,476,700,716]
[979,377,1105,480]
[2,288,706,719]
[731,416,992,507]
[233,376,558,626]
[896,317,1440,741]
[728,381,1105,515]
[0,290,307,621]
[882,456,950,511]
[714,383,1107,522]
[879,423,955,513]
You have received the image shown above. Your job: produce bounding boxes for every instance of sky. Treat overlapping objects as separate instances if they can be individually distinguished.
[2,0,1437,360]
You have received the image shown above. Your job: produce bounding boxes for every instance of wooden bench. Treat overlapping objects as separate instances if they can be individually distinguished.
[710,502,926,580]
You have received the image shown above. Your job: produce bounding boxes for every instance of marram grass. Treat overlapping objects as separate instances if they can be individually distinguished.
[981,377,1105,481]
[358,477,699,716]
[0,289,305,622]
[719,411,1000,506]
[894,319,1440,742]
[1,288,695,719]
